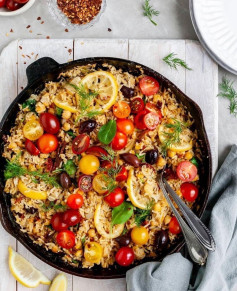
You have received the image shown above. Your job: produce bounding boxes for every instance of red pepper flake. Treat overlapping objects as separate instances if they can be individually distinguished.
[24,62,26,65]
[22,54,25,58]
[10,29,14,33]
[65,28,69,32]
[29,30,33,33]
[19,46,22,50]
[68,49,72,55]
[46,36,50,39]
[26,25,31,29]
[41,21,44,24]
[35,54,39,60]
[108,28,112,32]
[21,86,24,90]
[31,52,34,55]
[26,55,31,59]
[37,16,41,20]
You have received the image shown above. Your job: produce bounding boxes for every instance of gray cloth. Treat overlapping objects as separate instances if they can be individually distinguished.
[126,145,237,291]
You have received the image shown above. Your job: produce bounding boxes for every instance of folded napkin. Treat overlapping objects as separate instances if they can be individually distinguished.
[127,145,237,291]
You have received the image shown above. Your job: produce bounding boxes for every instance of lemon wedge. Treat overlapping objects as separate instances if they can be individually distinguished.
[8,247,51,288]
[18,180,47,200]
[54,96,78,113]
[49,274,67,291]
[94,203,124,239]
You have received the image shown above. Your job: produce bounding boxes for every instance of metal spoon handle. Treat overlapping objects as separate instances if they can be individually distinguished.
[158,176,208,265]
[163,178,216,251]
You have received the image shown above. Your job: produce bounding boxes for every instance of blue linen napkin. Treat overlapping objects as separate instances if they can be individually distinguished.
[126,145,237,291]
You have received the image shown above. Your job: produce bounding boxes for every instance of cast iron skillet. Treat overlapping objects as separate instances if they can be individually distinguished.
[0,57,212,279]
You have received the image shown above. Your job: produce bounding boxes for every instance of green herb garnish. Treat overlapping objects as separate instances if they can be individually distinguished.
[46,224,53,230]
[81,236,86,246]
[143,0,160,26]
[218,76,237,117]
[64,159,77,177]
[42,202,67,212]
[190,157,199,168]
[111,202,134,226]
[66,130,76,138]
[98,120,117,145]
[22,99,36,112]
[55,106,63,117]
[134,200,154,226]
[54,204,67,211]
[136,153,146,163]
[163,53,192,71]
[72,259,79,264]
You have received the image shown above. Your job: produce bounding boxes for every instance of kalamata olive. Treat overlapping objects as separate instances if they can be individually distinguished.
[120,86,135,98]
[59,172,72,189]
[115,233,131,247]
[120,153,140,167]
[154,230,169,251]
[79,120,97,134]
[25,207,38,214]
[145,149,158,165]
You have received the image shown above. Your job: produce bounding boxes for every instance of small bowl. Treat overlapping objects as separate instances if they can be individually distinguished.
[0,0,35,16]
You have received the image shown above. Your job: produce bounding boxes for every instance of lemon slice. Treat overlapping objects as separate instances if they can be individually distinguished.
[54,96,78,113]
[8,247,51,288]
[81,71,118,112]
[18,180,47,200]
[94,203,124,239]
[49,274,67,291]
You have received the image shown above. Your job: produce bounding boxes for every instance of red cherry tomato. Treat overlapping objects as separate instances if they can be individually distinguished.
[25,139,40,156]
[111,132,127,150]
[86,146,108,158]
[62,209,81,226]
[67,193,84,209]
[104,187,125,207]
[143,112,160,130]
[51,213,68,232]
[145,102,163,119]
[37,134,58,154]
[56,230,76,249]
[180,182,199,202]
[115,247,135,266]
[72,134,90,155]
[130,97,145,114]
[134,110,148,130]
[139,76,160,96]
[0,0,6,8]
[78,175,92,192]
[169,217,181,234]
[14,0,29,3]
[116,119,134,136]
[176,161,198,182]
[6,0,21,10]
[113,101,131,118]
[101,160,115,171]
[116,166,128,182]
[40,112,60,135]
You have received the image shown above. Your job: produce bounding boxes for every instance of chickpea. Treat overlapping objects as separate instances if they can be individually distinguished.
[63,122,71,131]
[167,150,176,158]
[185,151,193,160]
[157,157,166,167]
[88,229,96,238]
[153,202,161,212]
[62,110,72,120]
[164,215,171,225]
[35,102,46,114]
[52,245,58,253]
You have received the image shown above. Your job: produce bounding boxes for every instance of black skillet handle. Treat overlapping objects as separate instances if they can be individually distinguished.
[26,57,59,85]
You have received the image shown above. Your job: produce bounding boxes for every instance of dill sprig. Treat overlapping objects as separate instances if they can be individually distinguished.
[143,0,160,26]
[134,200,155,226]
[163,53,192,71]
[42,202,67,212]
[218,77,237,117]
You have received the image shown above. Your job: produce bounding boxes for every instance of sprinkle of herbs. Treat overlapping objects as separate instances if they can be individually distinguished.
[163,53,192,71]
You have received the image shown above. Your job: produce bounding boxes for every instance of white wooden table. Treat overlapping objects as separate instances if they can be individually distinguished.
[0,38,218,291]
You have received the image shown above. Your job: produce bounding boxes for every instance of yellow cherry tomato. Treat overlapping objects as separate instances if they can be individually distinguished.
[79,155,100,175]
[131,226,149,245]
[84,242,103,263]
[92,174,110,195]
[23,119,44,141]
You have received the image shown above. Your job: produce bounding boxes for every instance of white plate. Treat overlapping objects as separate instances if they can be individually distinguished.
[190,0,237,75]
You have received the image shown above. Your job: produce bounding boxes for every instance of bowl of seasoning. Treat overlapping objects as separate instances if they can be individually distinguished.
[47,0,106,30]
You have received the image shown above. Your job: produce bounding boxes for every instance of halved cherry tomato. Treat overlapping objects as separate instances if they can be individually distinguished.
[176,161,198,182]
[56,230,75,249]
[6,0,21,10]
[86,146,108,158]
[139,76,160,96]
[115,247,135,266]
[72,134,90,155]
[51,213,68,232]
[134,110,148,130]
[104,187,125,207]
[130,98,145,114]
[116,119,134,135]
[23,119,44,141]
[25,139,40,156]
[92,174,110,195]
[143,112,160,130]
[67,193,84,209]
[14,0,29,3]
[113,101,131,118]
[37,134,58,154]
[84,242,103,263]
[145,102,163,119]
[180,182,199,202]
[169,217,181,234]
[116,166,128,182]
[40,112,60,135]
[62,209,81,226]
[78,175,92,192]
[0,0,6,8]
[111,132,127,150]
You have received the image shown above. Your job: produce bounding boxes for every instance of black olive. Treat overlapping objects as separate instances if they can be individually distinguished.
[120,153,140,167]
[145,149,159,165]
[115,233,131,247]
[79,120,97,134]
[25,207,38,214]
[154,230,169,251]
[59,172,72,189]
[120,86,135,98]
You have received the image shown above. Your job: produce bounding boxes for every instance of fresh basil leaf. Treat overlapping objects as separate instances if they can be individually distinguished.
[190,157,199,168]
[64,159,77,177]
[22,99,36,112]
[98,120,117,145]
[136,153,146,163]
[55,106,63,117]
[111,202,134,226]
[66,130,76,138]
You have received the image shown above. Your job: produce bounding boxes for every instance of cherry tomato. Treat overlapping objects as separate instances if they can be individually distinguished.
[0,0,6,8]
[51,213,68,232]
[23,119,44,141]
[116,166,128,182]
[111,132,128,150]
[14,0,29,3]
[6,0,21,10]
[92,174,110,195]
[113,101,131,118]
[130,97,145,114]
[145,102,163,119]
[84,242,103,263]
[86,146,108,158]
[25,139,40,156]
[40,112,60,135]
[78,175,92,192]
[131,226,149,245]
[176,161,198,182]
[67,193,84,209]
[115,247,135,266]
[37,134,58,154]
[56,230,75,249]
[79,155,100,175]
[169,217,181,234]
[116,119,134,135]
[139,76,160,96]
[180,182,199,202]
[143,112,160,130]
[72,134,90,155]
[62,209,81,226]
[104,187,125,207]
[134,110,148,130]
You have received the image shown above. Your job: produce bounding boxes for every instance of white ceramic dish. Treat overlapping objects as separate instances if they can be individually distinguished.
[0,0,35,16]
[190,0,237,75]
